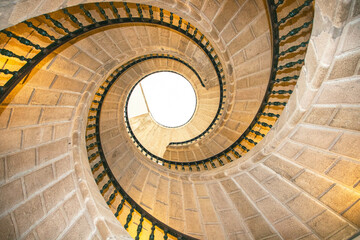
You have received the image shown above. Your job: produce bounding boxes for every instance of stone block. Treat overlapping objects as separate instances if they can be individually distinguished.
[249,164,275,182]
[0,157,4,184]
[293,171,334,198]
[286,193,325,222]
[24,164,54,196]
[156,177,169,204]
[228,27,255,55]
[2,86,33,105]
[317,79,360,104]
[263,176,299,202]
[232,0,258,33]
[14,195,45,235]
[63,193,82,222]
[36,208,66,240]
[0,214,16,240]
[58,93,80,106]
[204,224,226,240]
[0,178,24,213]
[73,52,102,72]
[251,13,269,37]
[55,155,71,178]
[290,126,339,150]
[170,180,182,195]
[23,125,52,148]
[182,183,197,210]
[169,193,184,219]
[320,185,360,213]
[207,182,232,210]
[274,216,311,240]
[253,0,265,10]
[260,49,271,70]
[195,184,208,197]
[43,174,75,211]
[256,196,291,223]
[40,107,74,123]
[343,200,360,226]
[7,148,36,178]
[294,148,337,173]
[185,210,203,234]
[328,52,360,80]
[228,232,250,240]
[30,89,61,105]
[38,138,69,163]
[57,43,79,59]
[127,186,141,203]
[74,68,93,82]
[232,50,246,66]
[307,211,347,238]
[198,198,218,223]
[327,158,360,186]
[51,75,85,93]
[218,209,244,233]
[153,200,168,221]
[304,107,336,126]
[131,167,149,191]
[214,1,240,32]
[235,58,261,81]
[140,183,156,210]
[340,18,360,53]
[235,87,260,100]
[234,173,267,201]
[49,56,79,77]
[264,155,303,180]
[248,70,270,87]
[189,0,204,10]
[0,107,11,129]
[245,215,275,239]
[221,23,237,44]
[277,141,304,159]
[330,107,360,131]
[168,217,185,232]
[9,107,41,127]
[327,225,359,240]
[330,132,360,159]
[220,178,239,193]
[26,69,55,88]
[62,214,92,240]
[37,0,65,15]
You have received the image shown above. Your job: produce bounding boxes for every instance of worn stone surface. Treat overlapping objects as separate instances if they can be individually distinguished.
[0,1,359,240]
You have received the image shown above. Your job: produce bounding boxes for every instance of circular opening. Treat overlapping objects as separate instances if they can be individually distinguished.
[127,72,197,128]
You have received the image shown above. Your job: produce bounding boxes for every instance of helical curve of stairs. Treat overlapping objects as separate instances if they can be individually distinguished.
[0,0,359,240]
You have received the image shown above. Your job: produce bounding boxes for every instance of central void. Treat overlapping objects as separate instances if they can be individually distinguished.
[128,72,196,128]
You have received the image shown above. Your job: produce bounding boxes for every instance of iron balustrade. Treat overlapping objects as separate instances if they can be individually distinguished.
[110,0,314,171]
[0,0,315,238]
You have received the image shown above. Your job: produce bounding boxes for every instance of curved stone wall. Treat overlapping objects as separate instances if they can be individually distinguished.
[0,0,359,240]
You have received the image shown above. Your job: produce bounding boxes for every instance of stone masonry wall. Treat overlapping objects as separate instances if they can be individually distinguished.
[0,0,359,240]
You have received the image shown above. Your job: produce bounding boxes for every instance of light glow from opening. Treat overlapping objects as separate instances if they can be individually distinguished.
[128,72,196,128]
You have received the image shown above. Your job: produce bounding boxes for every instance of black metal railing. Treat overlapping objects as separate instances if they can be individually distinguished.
[86,59,200,239]
[0,2,226,145]
[1,0,315,238]
[116,0,314,171]
[0,2,313,169]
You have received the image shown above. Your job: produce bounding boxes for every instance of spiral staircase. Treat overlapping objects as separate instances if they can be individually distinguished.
[0,0,359,239]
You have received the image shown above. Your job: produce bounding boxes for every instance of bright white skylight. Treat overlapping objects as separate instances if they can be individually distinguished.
[128,72,197,128]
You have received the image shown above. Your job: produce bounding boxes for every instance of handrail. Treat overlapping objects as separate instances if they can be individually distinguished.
[83,0,315,238]
[1,0,315,237]
[85,0,315,235]
[119,0,314,171]
[86,72,198,239]
[0,2,226,145]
